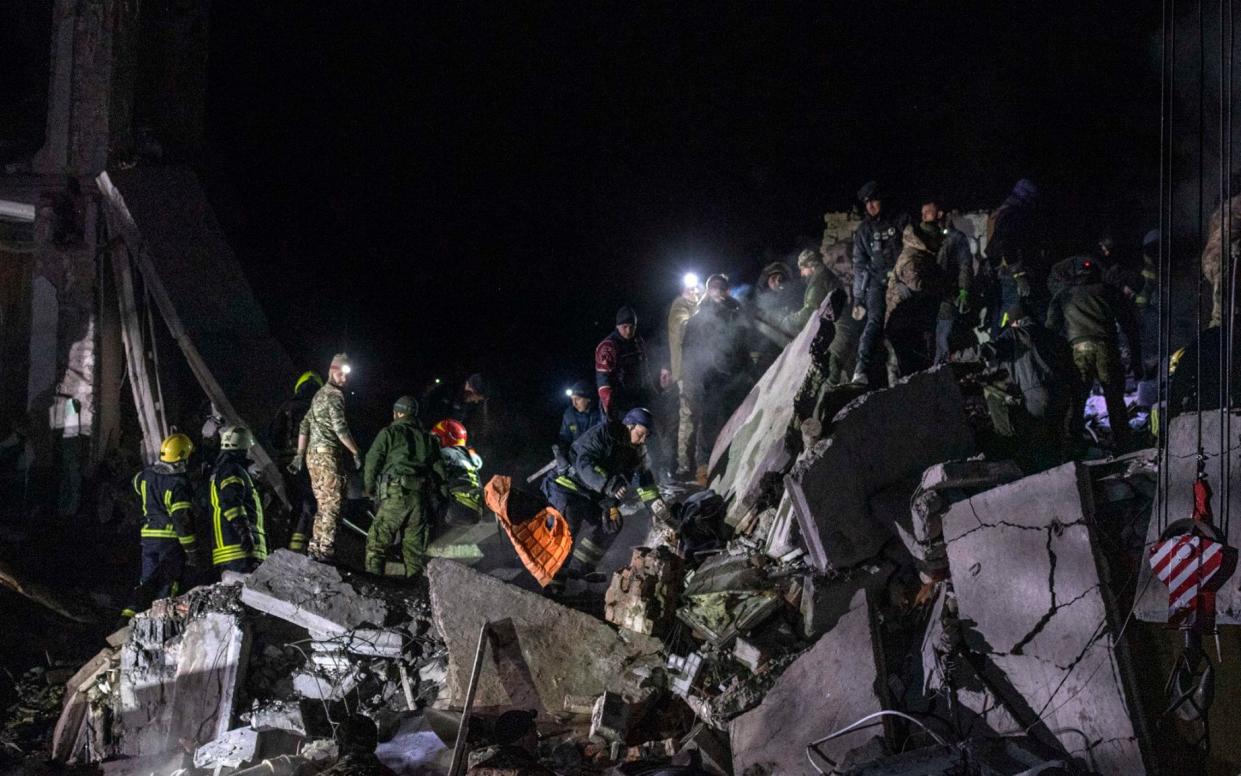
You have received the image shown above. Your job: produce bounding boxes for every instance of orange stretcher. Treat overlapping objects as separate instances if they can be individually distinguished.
[483,475,572,587]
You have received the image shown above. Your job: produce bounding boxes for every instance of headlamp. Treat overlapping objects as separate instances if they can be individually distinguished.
[683,272,700,289]
[340,364,352,375]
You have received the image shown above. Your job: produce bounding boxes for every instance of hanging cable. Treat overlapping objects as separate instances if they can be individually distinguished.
[1196,0,1206,469]
[1158,0,1173,533]
[1222,0,1235,538]
[1218,0,1229,538]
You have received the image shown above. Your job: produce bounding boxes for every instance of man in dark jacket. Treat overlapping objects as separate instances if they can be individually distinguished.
[362,396,447,577]
[541,407,667,578]
[1046,256,1142,450]
[682,274,753,485]
[929,203,976,363]
[981,302,1076,471]
[986,179,1050,333]
[596,306,656,419]
[267,371,320,552]
[559,380,604,448]
[850,181,910,384]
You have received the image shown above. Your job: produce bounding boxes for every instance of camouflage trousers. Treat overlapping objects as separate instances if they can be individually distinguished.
[1071,338,1130,450]
[675,382,696,472]
[306,450,347,559]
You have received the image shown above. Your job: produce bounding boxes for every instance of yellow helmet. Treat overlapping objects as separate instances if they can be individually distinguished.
[159,432,194,463]
[294,370,323,394]
[1169,347,1186,375]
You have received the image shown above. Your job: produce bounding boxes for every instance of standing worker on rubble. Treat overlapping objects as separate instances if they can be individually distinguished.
[985,178,1051,333]
[541,407,670,584]
[1045,255,1142,451]
[929,200,975,364]
[208,426,268,573]
[363,396,446,577]
[121,432,207,620]
[596,305,658,420]
[267,370,321,552]
[666,276,702,480]
[559,381,605,448]
[287,353,362,563]
[772,249,838,338]
[850,181,909,385]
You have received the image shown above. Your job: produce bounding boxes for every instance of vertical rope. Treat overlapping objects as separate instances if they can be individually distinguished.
[1219,0,1229,535]
[1161,0,1179,533]
[1196,0,1205,464]
[1223,0,1235,536]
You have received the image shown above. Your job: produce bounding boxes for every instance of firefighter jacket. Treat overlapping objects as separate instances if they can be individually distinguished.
[441,445,484,512]
[851,211,910,300]
[133,463,198,549]
[559,420,659,505]
[363,416,447,499]
[559,404,604,448]
[594,329,652,417]
[209,451,268,566]
[298,382,353,452]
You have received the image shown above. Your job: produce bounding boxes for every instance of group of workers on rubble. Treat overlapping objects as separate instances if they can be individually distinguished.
[122,173,1234,618]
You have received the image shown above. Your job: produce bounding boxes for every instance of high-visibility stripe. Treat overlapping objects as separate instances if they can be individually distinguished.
[219,476,245,490]
[121,608,137,619]
[213,545,249,565]
[211,481,225,551]
[452,491,481,510]
[637,486,659,502]
[140,526,177,539]
[223,507,245,520]
[178,534,198,546]
[554,476,581,493]
[168,501,191,512]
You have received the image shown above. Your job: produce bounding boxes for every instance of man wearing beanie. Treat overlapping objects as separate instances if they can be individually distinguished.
[595,305,655,420]
[850,181,909,384]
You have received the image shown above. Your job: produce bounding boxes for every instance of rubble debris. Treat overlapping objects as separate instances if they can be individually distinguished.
[730,590,882,775]
[49,648,112,762]
[731,638,770,672]
[942,462,1151,773]
[800,565,892,639]
[426,558,664,710]
[708,295,833,523]
[590,691,631,743]
[605,546,685,637]
[241,549,387,635]
[247,700,310,737]
[786,366,974,572]
[192,726,299,770]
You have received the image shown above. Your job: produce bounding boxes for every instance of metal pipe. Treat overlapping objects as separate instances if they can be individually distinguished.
[449,621,490,776]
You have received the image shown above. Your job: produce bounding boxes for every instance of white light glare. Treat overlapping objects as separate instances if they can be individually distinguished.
[565,388,574,397]
[341,364,352,375]
[682,272,700,289]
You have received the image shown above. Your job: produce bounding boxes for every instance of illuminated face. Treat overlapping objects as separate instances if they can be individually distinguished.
[617,323,636,340]
[921,203,941,223]
[707,281,728,302]
[800,265,816,278]
[767,273,785,290]
[628,424,649,445]
[865,199,882,217]
[571,395,591,412]
[329,365,349,386]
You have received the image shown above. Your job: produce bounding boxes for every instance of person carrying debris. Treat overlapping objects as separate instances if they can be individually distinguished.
[850,181,910,385]
[559,380,604,448]
[208,426,268,573]
[540,407,670,580]
[979,302,1076,471]
[121,432,206,620]
[667,277,702,479]
[266,370,321,552]
[288,353,362,563]
[431,418,484,526]
[682,274,753,485]
[1045,255,1142,451]
[362,396,446,576]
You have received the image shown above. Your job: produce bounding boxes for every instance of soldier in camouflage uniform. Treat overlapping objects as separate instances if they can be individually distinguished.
[289,353,361,561]
[1203,191,1241,327]
[362,396,446,576]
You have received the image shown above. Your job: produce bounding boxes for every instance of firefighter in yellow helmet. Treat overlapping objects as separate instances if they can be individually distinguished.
[209,426,268,573]
[120,432,205,620]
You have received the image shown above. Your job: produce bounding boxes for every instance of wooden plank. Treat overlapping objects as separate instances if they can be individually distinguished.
[108,236,165,464]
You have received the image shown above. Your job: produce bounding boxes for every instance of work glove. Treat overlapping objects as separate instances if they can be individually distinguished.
[601,503,624,535]
[352,453,364,471]
[851,304,867,321]
[649,498,673,528]
[287,452,305,475]
[604,475,629,501]
[956,289,970,315]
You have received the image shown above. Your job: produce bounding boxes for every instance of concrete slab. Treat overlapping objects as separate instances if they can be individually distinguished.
[708,296,831,523]
[787,367,974,572]
[426,558,664,711]
[730,590,882,776]
[1136,410,1241,623]
[241,549,387,634]
[943,462,1149,774]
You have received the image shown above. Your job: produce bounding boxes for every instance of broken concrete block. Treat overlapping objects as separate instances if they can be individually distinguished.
[730,590,882,775]
[732,638,769,672]
[248,701,308,737]
[668,651,708,699]
[762,499,801,560]
[709,295,832,522]
[116,606,250,758]
[589,692,631,743]
[943,462,1150,774]
[106,625,130,648]
[680,725,733,776]
[193,726,259,769]
[786,367,974,572]
[426,558,663,710]
[1137,410,1241,624]
[604,546,684,637]
[51,647,114,763]
[241,549,387,635]
[292,666,363,701]
[801,566,891,639]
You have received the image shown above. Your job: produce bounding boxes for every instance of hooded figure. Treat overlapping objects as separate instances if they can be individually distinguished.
[986,179,1050,332]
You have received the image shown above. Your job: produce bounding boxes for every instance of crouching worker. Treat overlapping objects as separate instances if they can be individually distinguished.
[122,433,206,620]
[540,407,670,581]
[431,418,484,525]
[209,426,269,574]
[363,396,446,577]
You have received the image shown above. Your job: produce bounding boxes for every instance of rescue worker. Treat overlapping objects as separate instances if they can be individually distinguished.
[682,274,752,485]
[980,302,1076,472]
[422,373,489,435]
[595,305,656,419]
[288,353,361,562]
[775,250,838,337]
[930,202,975,364]
[1046,256,1142,451]
[122,432,205,620]
[1202,181,1241,327]
[431,418,485,526]
[209,426,268,573]
[850,181,910,384]
[362,396,446,577]
[885,210,946,380]
[986,178,1050,333]
[267,370,321,552]
[559,380,604,448]
[750,260,801,371]
[541,407,669,580]
[667,276,702,479]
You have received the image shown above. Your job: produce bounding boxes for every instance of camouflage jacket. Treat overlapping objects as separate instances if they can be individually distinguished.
[298,382,353,452]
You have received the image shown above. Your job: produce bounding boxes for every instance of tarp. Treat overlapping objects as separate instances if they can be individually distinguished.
[484,475,571,587]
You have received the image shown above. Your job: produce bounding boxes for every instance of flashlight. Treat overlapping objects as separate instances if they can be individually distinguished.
[683,272,700,289]
[565,388,573,397]
[341,364,352,375]
[434,378,442,384]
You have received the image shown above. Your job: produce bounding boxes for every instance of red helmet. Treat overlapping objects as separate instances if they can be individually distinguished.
[431,419,468,448]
